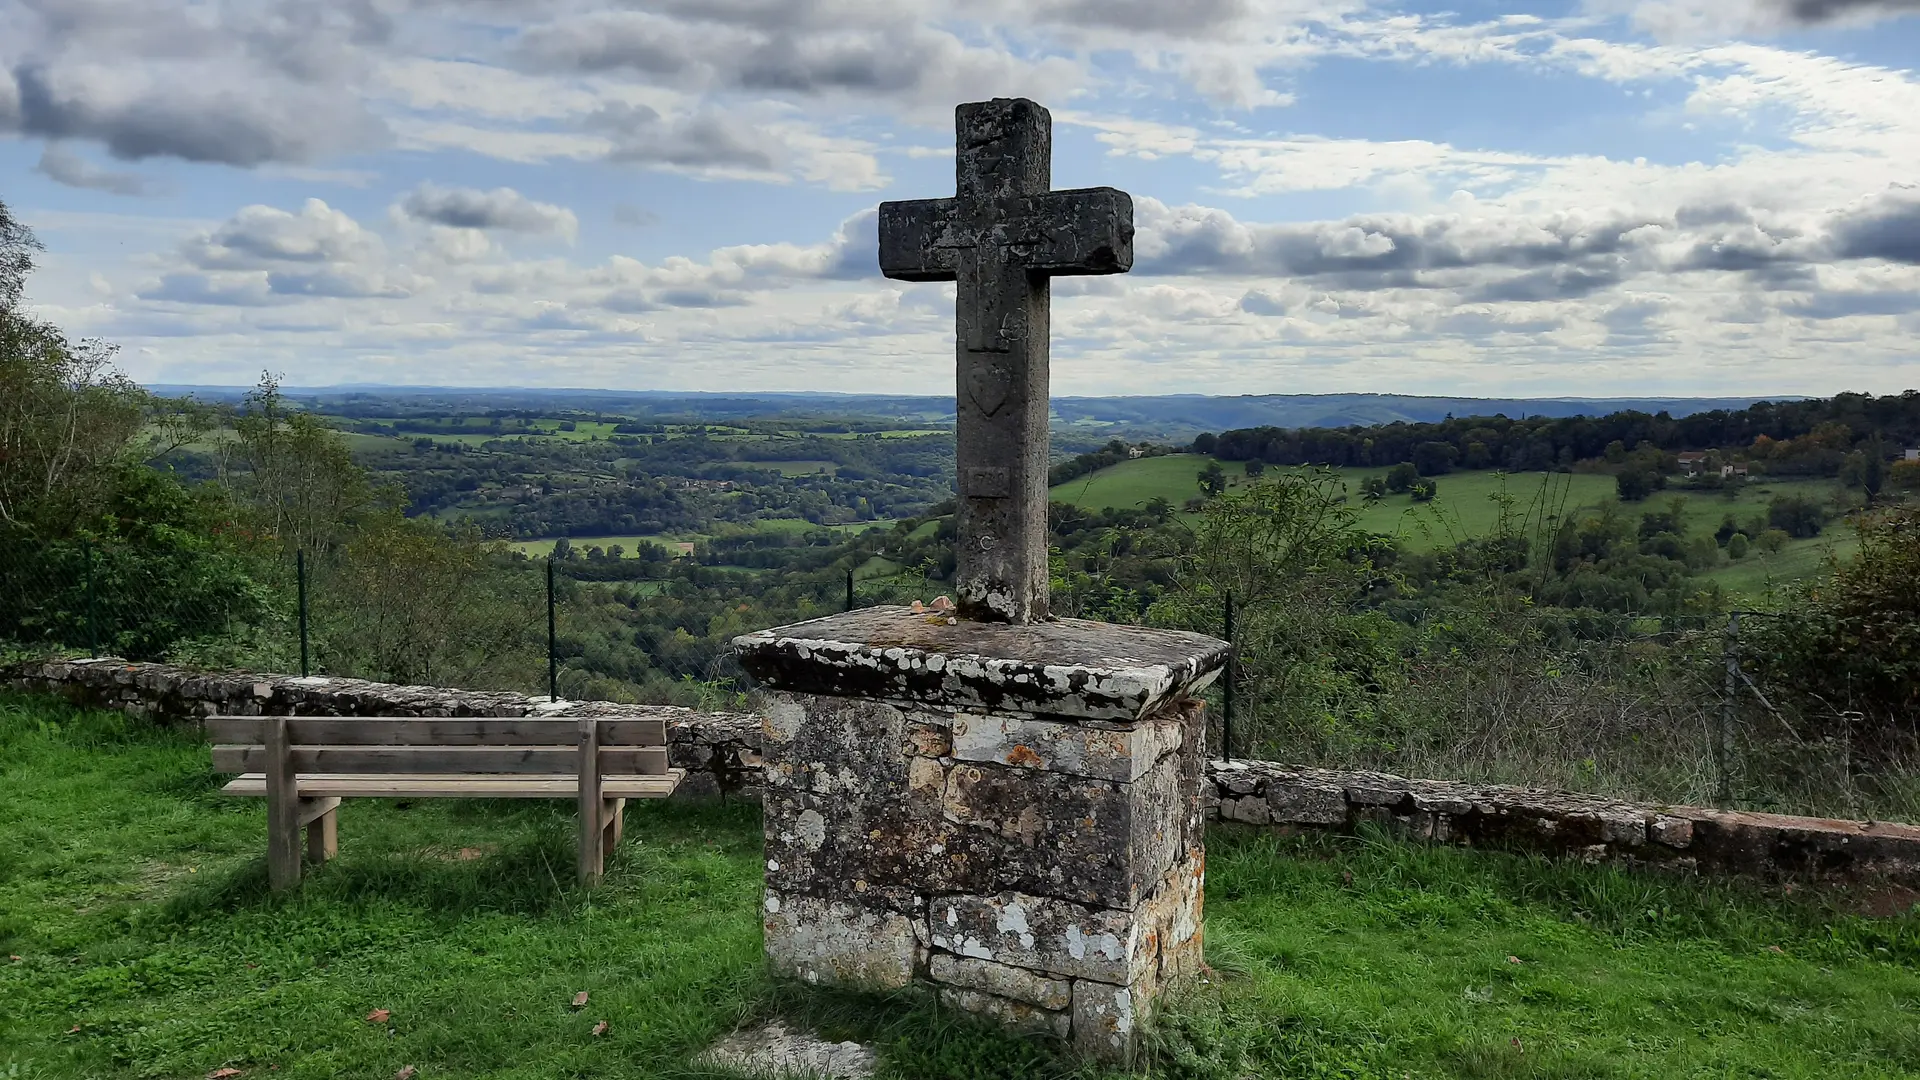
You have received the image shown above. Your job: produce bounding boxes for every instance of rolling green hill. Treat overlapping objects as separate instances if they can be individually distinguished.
[1048,454,1855,596]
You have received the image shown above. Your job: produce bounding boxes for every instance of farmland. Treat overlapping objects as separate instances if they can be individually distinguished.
[1048,454,1858,596]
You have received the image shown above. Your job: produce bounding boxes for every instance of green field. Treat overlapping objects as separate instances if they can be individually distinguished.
[507,534,673,558]
[507,519,895,559]
[6,692,1919,1080]
[1051,456,1848,553]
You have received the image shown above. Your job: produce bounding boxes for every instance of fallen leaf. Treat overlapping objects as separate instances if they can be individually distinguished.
[591,1020,608,1037]
[208,1070,244,1079]
[396,1066,417,1080]
[8,955,20,962]
[1767,945,1786,955]
[68,1026,82,1034]
[1510,1037,1523,1051]
[365,1009,391,1024]
[1507,956,1523,965]
[570,991,589,1010]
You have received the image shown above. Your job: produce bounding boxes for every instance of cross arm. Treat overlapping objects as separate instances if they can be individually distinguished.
[878,197,960,282]
[1016,187,1134,277]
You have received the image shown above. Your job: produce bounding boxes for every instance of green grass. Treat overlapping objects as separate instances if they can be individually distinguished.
[5,693,1917,1079]
[1704,531,1861,604]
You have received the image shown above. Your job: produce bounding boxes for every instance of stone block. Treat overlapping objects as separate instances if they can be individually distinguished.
[1267,780,1348,825]
[764,787,988,905]
[929,954,1072,1010]
[1651,815,1694,849]
[1070,980,1137,1060]
[928,892,1154,986]
[937,987,1070,1038]
[938,751,1184,906]
[1221,795,1270,825]
[763,891,916,991]
[951,712,1179,783]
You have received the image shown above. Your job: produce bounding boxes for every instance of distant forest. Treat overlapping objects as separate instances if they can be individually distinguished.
[1195,392,1920,476]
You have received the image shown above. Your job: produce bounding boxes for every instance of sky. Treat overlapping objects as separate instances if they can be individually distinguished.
[4,0,1920,398]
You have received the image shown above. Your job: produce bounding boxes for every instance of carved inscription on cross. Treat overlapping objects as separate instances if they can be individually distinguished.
[878,98,1134,623]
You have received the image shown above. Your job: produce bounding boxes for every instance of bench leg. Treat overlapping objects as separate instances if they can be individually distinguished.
[577,718,603,887]
[602,798,626,853]
[305,803,338,865]
[266,717,301,892]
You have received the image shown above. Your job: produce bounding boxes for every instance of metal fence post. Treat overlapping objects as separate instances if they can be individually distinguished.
[1222,591,1235,762]
[296,549,310,678]
[846,568,855,612]
[1718,610,1740,807]
[547,557,559,702]
[83,539,99,657]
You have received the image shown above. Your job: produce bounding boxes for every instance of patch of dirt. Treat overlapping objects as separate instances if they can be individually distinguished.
[1839,884,1920,918]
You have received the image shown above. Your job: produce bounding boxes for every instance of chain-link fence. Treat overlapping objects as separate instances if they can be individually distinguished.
[6,531,1909,819]
[0,535,938,712]
[1194,593,1914,821]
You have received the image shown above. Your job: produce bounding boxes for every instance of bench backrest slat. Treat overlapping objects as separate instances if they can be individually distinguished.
[210,744,669,776]
[206,716,666,748]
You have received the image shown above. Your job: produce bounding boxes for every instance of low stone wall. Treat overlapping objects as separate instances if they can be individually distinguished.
[10,658,1919,889]
[1209,760,1920,888]
[3,658,761,799]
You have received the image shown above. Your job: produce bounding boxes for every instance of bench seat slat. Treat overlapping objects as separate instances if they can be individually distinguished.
[212,745,669,776]
[206,717,667,747]
[220,770,684,799]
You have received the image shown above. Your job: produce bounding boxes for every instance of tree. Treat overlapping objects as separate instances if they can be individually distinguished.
[1726,532,1750,559]
[1410,478,1438,502]
[1360,475,1387,502]
[0,199,261,658]
[1616,469,1657,502]
[1192,432,1218,454]
[1243,458,1265,477]
[1385,462,1418,493]
[1411,441,1458,476]
[1768,494,1829,539]
[1198,462,1227,496]
[1148,471,1395,759]
[223,374,381,555]
[1745,508,1920,759]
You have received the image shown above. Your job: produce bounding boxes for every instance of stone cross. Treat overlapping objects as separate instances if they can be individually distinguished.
[879,97,1135,623]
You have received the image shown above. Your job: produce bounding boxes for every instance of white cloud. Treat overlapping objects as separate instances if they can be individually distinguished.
[184,199,383,270]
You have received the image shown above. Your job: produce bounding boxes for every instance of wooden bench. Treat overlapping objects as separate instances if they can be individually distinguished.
[207,715,683,891]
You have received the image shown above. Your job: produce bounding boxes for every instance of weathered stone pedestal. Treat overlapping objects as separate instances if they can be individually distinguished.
[734,607,1229,1060]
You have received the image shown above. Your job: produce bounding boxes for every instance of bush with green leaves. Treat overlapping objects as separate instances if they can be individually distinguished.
[1744,508,1920,763]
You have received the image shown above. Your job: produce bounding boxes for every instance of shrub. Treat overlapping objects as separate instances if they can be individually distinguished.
[1745,508,1920,761]
[1617,468,1658,501]
[1385,462,1418,493]
[1726,533,1750,559]
[1768,494,1830,539]
[1757,528,1790,554]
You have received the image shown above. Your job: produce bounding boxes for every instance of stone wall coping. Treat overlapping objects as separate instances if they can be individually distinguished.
[732,607,1229,722]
